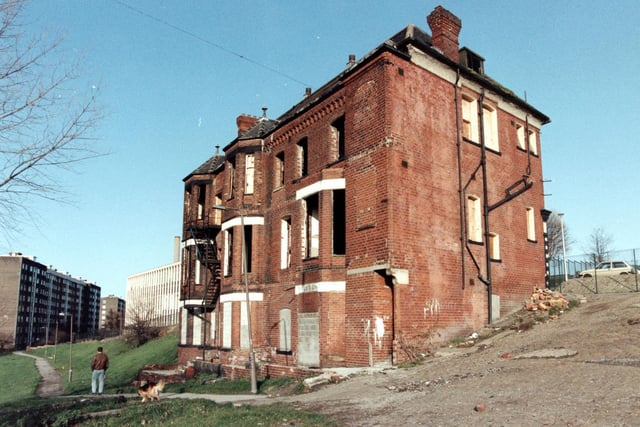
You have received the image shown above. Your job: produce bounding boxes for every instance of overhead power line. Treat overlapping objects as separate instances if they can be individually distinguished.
[113,0,309,87]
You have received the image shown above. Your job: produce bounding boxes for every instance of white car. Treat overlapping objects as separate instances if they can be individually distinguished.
[577,261,636,278]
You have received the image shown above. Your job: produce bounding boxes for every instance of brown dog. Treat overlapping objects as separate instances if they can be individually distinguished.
[137,379,165,402]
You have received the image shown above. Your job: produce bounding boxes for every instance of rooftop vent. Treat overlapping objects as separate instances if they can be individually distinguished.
[459,47,485,74]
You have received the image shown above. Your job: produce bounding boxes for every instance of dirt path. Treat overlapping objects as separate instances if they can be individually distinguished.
[264,293,640,426]
[14,352,64,397]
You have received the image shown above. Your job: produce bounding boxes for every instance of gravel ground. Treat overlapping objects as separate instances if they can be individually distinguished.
[264,291,640,426]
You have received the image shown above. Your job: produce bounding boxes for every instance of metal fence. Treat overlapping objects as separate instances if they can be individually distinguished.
[549,248,640,293]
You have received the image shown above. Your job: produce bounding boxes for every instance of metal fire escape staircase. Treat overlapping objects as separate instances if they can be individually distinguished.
[185,220,222,309]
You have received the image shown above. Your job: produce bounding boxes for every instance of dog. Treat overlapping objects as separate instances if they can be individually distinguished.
[137,379,165,402]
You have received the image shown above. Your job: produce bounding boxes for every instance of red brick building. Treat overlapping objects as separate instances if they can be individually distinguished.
[178,6,550,375]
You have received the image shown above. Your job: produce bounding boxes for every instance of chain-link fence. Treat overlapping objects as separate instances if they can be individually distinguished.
[549,248,640,293]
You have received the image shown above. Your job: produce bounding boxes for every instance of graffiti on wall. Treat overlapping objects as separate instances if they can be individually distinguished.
[362,316,387,349]
[424,298,441,318]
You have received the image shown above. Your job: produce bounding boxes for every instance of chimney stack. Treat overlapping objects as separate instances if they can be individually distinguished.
[173,236,180,263]
[236,114,259,136]
[427,6,462,63]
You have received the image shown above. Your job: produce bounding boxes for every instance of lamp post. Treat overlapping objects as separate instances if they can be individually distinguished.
[68,312,73,383]
[559,213,568,283]
[53,315,60,362]
[213,205,257,394]
[44,324,49,359]
[59,312,73,382]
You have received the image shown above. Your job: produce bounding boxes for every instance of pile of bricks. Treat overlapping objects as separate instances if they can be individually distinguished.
[524,288,568,312]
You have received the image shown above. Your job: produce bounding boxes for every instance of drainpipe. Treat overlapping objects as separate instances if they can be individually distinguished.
[478,89,493,324]
[454,68,466,289]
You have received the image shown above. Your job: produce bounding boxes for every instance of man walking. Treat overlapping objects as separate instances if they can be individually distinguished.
[91,346,109,395]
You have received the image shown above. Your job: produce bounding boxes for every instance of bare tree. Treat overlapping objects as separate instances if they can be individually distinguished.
[546,212,573,260]
[587,227,614,263]
[101,308,122,337]
[124,296,161,347]
[0,0,102,236]
[0,312,14,350]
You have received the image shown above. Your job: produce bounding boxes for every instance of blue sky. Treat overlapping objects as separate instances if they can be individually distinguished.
[4,0,639,298]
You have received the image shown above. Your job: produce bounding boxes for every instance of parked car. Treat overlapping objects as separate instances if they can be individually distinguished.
[577,261,636,278]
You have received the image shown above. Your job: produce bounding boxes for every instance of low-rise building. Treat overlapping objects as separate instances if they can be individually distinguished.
[178,5,550,375]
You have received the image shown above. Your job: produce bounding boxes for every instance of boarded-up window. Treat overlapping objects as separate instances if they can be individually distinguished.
[461,95,478,142]
[240,301,250,349]
[482,104,499,151]
[489,233,500,260]
[304,195,320,258]
[280,218,291,269]
[279,308,291,351]
[222,302,232,348]
[245,154,255,194]
[528,130,538,155]
[467,195,482,242]
[526,207,536,241]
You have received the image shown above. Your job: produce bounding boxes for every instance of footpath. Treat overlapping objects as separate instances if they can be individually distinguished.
[13,352,266,404]
[14,352,64,397]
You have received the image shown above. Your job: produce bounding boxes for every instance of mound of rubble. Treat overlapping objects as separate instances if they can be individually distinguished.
[524,288,568,312]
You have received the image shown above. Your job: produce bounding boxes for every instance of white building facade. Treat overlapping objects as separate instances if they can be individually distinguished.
[126,261,181,327]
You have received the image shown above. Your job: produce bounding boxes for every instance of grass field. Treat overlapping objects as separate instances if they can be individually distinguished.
[0,333,336,426]
[0,354,41,404]
[25,332,178,395]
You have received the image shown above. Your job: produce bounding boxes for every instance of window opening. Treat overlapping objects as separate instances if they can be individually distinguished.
[331,116,345,161]
[197,184,206,220]
[304,194,320,258]
[297,138,308,177]
[228,157,236,199]
[224,229,233,276]
[275,151,285,188]
[243,225,252,274]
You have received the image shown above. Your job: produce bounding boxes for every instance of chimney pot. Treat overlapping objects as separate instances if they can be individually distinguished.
[427,5,462,63]
[236,114,259,136]
[347,54,356,68]
[304,87,312,97]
